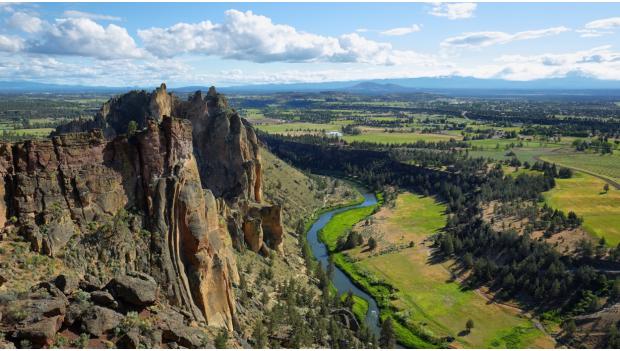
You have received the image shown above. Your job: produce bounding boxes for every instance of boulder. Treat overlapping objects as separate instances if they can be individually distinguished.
[79,274,103,292]
[63,301,90,327]
[53,274,79,295]
[90,290,118,309]
[105,272,158,307]
[157,308,208,348]
[116,331,140,349]
[14,315,63,347]
[80,305,123,337]
[0,283,68,325]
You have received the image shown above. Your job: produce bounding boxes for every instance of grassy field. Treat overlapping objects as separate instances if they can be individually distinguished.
[255,122,345,134]
[240,108,266,120]
[343,131,459,144]
[336,193,554,348]
[541,151,620,184]
[544,171,620,246]
[468,147,561,164]
[319,205,378,252]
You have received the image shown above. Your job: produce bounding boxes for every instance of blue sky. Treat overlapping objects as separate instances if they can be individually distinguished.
[1,2,620,87]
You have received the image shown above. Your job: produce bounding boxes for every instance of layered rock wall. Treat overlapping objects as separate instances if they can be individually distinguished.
[0,117,237,329]
[54,84,281,255]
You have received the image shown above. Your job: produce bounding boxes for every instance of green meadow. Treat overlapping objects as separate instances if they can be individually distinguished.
[333,193,554,348]
[319,205,378,252]
[541,151,620,184]
[544,171,620,246]
[343,131,458,144]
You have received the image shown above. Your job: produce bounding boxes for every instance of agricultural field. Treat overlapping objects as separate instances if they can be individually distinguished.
[255,122,346,135]
[339,193,554,348]
[540,151,620,185]
[0,94,107,141]
[239,108,266,120]
[344,131,459,144]
[544,171,620,246]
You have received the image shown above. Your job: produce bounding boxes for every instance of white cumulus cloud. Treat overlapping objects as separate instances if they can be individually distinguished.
[7,11,45,33]
[429,3,477,20]
[441,26,570,49]
[138,9,431,66]
[26,17,144,59]
[380,24,421,36]
[0,34,24,52]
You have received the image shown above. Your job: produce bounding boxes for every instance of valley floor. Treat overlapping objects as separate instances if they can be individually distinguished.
[333,192,556,348]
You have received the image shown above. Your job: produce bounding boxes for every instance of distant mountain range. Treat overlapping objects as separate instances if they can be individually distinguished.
[219,76,620,94]
[2,76,620,95]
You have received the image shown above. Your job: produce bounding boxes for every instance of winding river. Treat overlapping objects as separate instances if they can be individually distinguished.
[306,191,381,336]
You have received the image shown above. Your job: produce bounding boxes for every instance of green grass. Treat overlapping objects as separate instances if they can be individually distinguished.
[333,253,437,348]
[13,128,54,136]
[343,131,459,144]
[240,108,266,120]
[319,205,377,252]
[502,165,542,178]
[333,193,553,348]
[541,151,620,184]
[487,325,549,348]
[544,171,620,246]
[467,138,570,164]
[340,293,369,323]
[389,193,446,235]
[468,138,566,149]
[256,122,344,134]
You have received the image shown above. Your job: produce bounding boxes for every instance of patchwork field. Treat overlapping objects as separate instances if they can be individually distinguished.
[339,193,554,348]
[544,171,620,246]
[540,151,620,185]
[255,122,345,134]
[343,131,459,144]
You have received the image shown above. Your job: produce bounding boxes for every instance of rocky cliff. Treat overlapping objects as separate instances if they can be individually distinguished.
[0,117,238,331]
[56,84,281,255]
[0,85,285,340]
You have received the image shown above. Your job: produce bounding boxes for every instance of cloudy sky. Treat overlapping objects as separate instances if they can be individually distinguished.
[1,2,620,87]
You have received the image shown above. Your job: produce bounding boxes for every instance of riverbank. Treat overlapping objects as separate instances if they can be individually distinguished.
[304,190,383,337]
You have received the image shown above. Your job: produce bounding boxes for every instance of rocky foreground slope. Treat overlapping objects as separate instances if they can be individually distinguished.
[0,85,286,347]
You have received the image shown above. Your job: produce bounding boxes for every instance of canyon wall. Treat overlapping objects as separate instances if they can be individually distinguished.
[0,84,284,331]
[0,118,237,329]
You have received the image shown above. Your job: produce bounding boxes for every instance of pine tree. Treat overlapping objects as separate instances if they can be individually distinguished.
[214,328,228,349]
[380,317,396,348]
[368,237,377,251]
[252,320,268,348]
[563,319,576,337]
[466,319,474,332]
[608,324,620,348]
